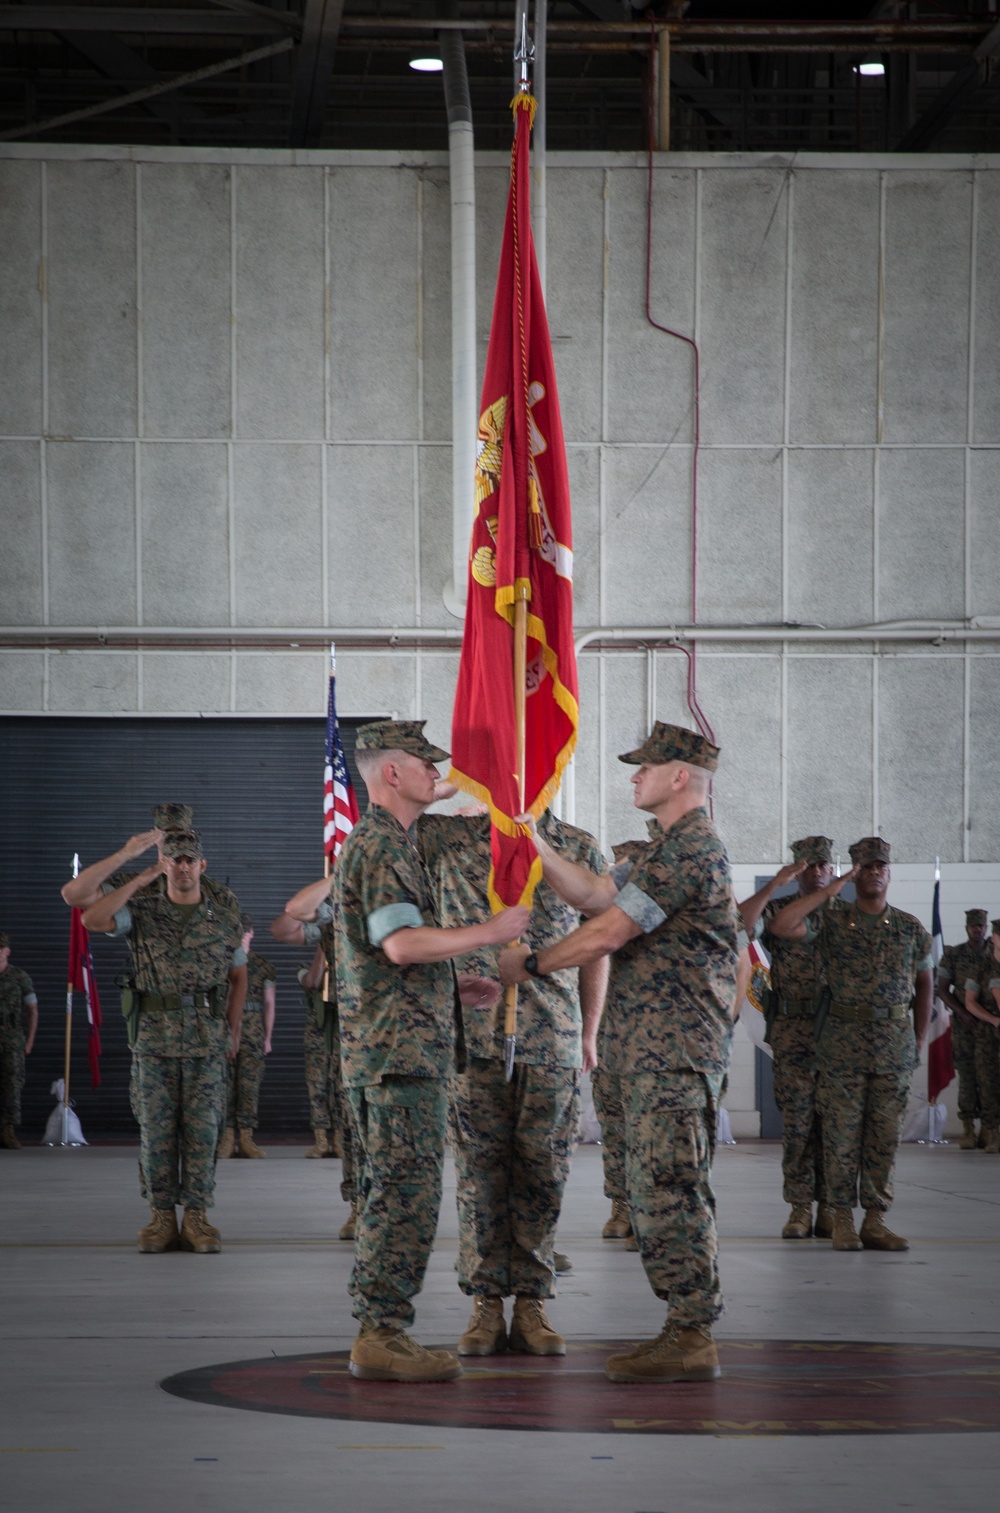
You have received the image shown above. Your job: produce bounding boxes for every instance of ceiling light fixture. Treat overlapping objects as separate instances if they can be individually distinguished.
[856,61,885,77]
[409,57,444,73]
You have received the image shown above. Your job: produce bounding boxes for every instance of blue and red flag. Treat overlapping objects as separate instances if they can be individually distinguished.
[68,906,103,1088]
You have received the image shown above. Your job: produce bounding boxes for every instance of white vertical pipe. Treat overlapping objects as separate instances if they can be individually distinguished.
[440,31,477,621]
[533,0,547,297]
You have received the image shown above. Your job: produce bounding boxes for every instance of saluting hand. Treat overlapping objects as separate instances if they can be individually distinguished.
[774,862,806,886]
[826,864,860,895]
[121,828,164,861]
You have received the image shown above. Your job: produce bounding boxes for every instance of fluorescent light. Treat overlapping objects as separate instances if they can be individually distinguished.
[857,62,885,77]
[409,57,444,73]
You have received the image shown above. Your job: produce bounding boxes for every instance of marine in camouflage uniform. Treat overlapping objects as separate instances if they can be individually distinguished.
[318,720,527,1383]
[937,908,991,1147]
[300,912,359,1228]
[739,835,835,1240]
[769,836,933,1253]
[500,723,738,1384]
[962,923,1000,1153]
[219,919,276,1158]
[418,808,608,1356]
[0,933,39,1149]
[81,828,247,1254]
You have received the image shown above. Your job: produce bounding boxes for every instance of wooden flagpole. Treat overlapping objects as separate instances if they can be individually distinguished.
[323,642,335,1006]
[61,853,79,1143]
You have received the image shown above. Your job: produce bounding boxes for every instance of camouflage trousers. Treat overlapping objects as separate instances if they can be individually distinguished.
[134,1052,226,1209]
[624,1070,724,1330]
[816,1020,915,1212]
[973,1019,1000,1127]
[346,1076,447,1330]
[304,1017,357,1204]
[769,1017,826,1205]
[0,1027,26,1125]
[451,1058,579,1300]
[225,1046,265,1130]
[591,1066,626,1202]
[952,1015,980,1122]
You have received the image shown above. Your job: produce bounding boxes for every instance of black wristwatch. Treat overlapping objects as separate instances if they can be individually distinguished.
[523,953,545,978]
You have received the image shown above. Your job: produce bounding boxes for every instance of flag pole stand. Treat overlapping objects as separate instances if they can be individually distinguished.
[48,854,86,1147]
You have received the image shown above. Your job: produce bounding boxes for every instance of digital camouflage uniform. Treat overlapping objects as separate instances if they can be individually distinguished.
[301,911,357,1204]
[224,949,275,1131]
[940,937,990,1123]
[418,809,606,1300]
[607,808,738,1329]
[760,895,828,1207]
[106,877,245,1209]
[592,829,660,1207]
[963,955,1000,1131]
[809,900,932,1212]
[333,803,463,1330]
[0,963,37,1128]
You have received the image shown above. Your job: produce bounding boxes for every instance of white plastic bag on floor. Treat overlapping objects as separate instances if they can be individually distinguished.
[901,1101,947,1144]
[41,1079,87,1146]
[716,1107,736,1145]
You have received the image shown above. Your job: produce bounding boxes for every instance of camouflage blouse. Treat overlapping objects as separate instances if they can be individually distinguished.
[333,804,461,1088]
[805,899,932,1010]
[603,807,739,1078]
[0,966,36,1034]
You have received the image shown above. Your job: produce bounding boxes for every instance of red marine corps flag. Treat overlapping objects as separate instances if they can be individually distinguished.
[449,86,578,918]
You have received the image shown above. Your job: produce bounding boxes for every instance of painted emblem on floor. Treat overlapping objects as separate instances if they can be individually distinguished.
[161,1340,1000,1435]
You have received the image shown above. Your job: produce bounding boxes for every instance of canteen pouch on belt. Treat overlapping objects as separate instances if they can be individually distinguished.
[116,976,140,1049]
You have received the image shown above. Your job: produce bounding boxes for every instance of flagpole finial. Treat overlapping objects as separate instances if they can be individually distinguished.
[514,7,534,92]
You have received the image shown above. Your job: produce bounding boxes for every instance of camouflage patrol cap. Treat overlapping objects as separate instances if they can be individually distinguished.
[354,719,449,762]
[966,909,988,926]
[0,931,8,949]
[240,912,254,932]
[152,803,194,832]
[791,835,834,865]
[618,721,720,773]
[849,835,891,866]
[161,828,205,860]
[992,919,1000,937]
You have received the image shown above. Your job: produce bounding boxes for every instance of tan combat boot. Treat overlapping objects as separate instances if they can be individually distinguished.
[813,1203,835,1239]
[781,1203,813,1239]
[339,1202,357,1242]
[137,1207,180,1253]
[349,1325,462,1382]
[623,1232,640,1252]
[180,1208,222,1253]
[458,1298,507,1356]
[982,1126,1000,1154]
[860,1211,909,1251]
[959,1120,978,1150]
[554,1251,572,1274]
[830,1207,864,1251]
[1,1123,21,1150]
[602,1199,633,1240]
[508,1298,566,1356]
[329,1127,343,1157]
[305,1128,330,1159]
[216,1126,236,1159]
[238,1129,265,1159]
[605,1321,721,1383]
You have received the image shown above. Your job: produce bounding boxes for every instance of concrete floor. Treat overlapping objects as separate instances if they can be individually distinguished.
[2,1139,998,1513]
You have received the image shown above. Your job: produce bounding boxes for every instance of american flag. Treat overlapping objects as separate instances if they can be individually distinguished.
[324,654,359,862]
[927,870,954,1103]
[68,904,103,1088]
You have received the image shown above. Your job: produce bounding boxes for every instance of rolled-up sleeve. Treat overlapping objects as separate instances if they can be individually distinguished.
[368,901,425,946]
[614,882,667,935]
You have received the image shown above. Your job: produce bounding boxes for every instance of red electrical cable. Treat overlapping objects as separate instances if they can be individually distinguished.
[644,21,715,750]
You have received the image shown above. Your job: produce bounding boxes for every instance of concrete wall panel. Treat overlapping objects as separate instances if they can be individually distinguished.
[789,171,879,445]
[236,166,325,441]
[0,161,42,437]
[700,170,787,446]
[602,652,650,847]
[878,657,964,861]
[968,658,1000,862]
[420,167,453,445]
[572,654,602,846]
[417,652,461,754]
[418,444,454,630]
[787,656,873,850]
[878,448,965,621]
[337,650,414,722]
[0,443,43,624]
[141,443,230,626]
[882,172,972,445]
[47,162,136,438]
[973,172,1000,447]
[330,168,419,441]
[234,444,323,626]
[546,168,606,443]
[970,449,1000,617]
[697,448,782,622]
[46,442,135,624]
[236,654,325,713]
[141,654,232,712]
[328,445,415,626]
[602,446,692,623]
[0,653,44,710]
[607,168,697,444]
[141,164,231,439]
[787,449,874,626]
[47,652,136,711]
[567,446,600,627]
[697,654,782,862]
